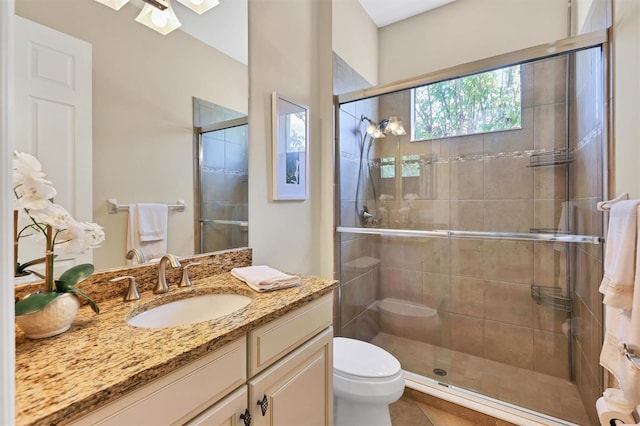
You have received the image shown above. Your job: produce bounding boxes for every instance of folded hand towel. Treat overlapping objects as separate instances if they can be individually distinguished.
[231,265,301,292]
[127,204,168,263]
[599,200,640,309]
[136,203,168,242]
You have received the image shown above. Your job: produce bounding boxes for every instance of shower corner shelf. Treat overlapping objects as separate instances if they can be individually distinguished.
[528,148,574,167]
[531,285,573,313]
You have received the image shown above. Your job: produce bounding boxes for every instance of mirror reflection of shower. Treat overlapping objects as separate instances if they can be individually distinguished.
[356,115,406,226]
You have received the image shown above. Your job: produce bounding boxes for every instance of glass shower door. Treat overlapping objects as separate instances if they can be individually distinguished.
[198,121,249,253]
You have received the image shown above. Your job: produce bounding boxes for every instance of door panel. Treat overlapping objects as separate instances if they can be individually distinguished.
[14,16,92,273]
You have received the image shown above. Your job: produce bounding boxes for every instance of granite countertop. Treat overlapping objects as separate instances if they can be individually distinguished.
[15,272,337,426]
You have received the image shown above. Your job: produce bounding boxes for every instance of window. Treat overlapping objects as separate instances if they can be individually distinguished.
[412,65,522,140]
[380,157,396,178]
[401,155,421,177]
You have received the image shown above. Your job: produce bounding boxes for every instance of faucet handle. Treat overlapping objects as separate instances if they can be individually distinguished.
[179,262,202,288]
[110,276,141,301]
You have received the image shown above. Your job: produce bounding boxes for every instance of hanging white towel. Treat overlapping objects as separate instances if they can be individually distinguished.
[126,203,168,263]
[599,200,640,309]
[231,265,301,292]
[600,201,640,405]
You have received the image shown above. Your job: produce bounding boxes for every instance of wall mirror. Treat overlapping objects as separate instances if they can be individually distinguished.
[13,0,248,273]
[272,92,309,201]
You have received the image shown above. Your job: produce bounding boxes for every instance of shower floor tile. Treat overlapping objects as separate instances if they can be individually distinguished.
[372,332,591,425]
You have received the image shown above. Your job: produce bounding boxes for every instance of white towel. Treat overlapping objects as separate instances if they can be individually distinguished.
[136,203,168,242]
[231,265,301,292]
[599,200,640,309]
[126,204,168,263]
[599,201,640,405]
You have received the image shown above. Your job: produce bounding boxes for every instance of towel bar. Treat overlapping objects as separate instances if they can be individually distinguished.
[107,199,186,214]
[597,193,630,211]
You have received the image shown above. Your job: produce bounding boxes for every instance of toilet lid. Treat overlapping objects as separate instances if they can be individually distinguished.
[333,337,401,379]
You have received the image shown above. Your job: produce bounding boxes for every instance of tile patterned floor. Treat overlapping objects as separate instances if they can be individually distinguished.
[373,332,591,425]
[390,391,517,426]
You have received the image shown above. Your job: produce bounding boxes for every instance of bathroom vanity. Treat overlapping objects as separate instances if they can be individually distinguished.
[15,260,337,426]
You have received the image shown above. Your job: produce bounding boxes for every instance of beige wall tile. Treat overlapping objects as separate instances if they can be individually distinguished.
[533,103,567,150]
[484,320,534,369]
[533,56,567,107]
[451,314,485,358]
[484,200,533,233]
[533,242,567,287]
[450,160,484,200]
[483,240,534,284]
[450,239,484,279]
[450,200,484,231]
[483,107,534,154]
[484,157,533,200]
[533,329,570,379]
[533,166,567,200]
[449,276,485,318]
[484,281,534,327]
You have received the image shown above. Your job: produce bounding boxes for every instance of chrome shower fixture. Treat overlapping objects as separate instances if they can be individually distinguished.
[379,116,407,136]
[360,115,406,138]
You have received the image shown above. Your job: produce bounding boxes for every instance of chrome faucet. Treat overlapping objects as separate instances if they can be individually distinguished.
[125,248,146,265]
[154,254,181,294]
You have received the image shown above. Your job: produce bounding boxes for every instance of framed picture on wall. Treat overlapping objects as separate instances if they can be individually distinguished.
[271,92,309,200]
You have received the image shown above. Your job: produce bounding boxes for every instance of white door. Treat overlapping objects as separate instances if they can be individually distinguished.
[14,16,92,275]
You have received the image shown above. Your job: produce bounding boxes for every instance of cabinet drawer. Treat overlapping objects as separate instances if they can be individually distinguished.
[186,385,248,426]
[248,327,333,426]
[71,337,247,426]
[248,294,332,376]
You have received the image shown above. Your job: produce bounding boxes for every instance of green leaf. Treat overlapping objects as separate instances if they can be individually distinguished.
[66,288,100,314]
[15,292,60,316]
[58,264,94,287]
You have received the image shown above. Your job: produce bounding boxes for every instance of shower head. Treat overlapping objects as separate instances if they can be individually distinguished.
[360,115,406,138]
[379,116,407,136]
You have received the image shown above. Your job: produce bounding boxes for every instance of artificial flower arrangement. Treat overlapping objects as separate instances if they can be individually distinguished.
[13,151,105,316]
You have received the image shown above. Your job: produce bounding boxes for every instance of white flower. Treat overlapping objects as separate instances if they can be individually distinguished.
[83,222,105,248]
[28,204,72,229]
[13,152,57,211]
[55,219,88,254]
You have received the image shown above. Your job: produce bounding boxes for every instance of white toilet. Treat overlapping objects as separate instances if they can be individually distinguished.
[333,337,405,426]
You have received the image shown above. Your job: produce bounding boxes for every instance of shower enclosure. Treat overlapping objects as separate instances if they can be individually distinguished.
[193,98,249,254]
[335,32,607,425]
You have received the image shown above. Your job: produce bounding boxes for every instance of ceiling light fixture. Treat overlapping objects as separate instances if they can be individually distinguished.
[95,0,219,35]
[176,0,219,15]
[135,0,181,35]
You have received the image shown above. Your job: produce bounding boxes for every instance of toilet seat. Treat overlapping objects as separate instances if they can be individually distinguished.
[333,337,401,380]
[333,338,405,425]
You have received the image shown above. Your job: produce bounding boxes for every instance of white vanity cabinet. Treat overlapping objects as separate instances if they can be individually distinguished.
[247,294,333,426]
[70,337,247,425]
[186,386,249,426]
[70,293,334,426]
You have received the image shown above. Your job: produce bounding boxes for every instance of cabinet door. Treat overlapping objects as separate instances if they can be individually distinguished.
[187,386,248,426]
[248,328,333,426]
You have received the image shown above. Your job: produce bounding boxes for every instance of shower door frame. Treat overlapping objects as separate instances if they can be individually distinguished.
[334,29,611,425]
[194,116,249,254]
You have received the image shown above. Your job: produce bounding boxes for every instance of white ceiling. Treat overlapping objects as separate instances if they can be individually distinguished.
[358,0,456,27]
[170,0,455,66]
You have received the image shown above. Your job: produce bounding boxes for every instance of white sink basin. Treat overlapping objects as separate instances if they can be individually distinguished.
[127,294,252,329]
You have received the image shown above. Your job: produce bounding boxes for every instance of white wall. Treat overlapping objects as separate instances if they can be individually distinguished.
[248,0,333,277]
[332,0,378,85]
[378,0,569,84]
[613,0,640,198]
[16,0,248,270]
[0,0,15,421]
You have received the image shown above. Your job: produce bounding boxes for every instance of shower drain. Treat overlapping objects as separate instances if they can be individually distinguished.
[433,368,448,377]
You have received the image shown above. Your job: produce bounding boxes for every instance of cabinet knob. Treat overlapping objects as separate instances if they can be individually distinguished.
[257,394,268,416]
[239,408,252,426]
